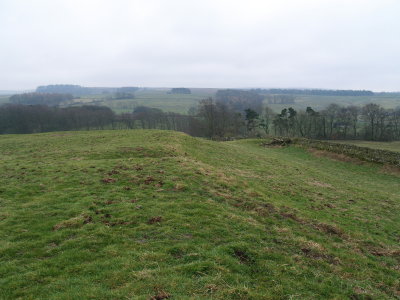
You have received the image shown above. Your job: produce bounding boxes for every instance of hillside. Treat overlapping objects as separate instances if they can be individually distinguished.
[0,130,399,299]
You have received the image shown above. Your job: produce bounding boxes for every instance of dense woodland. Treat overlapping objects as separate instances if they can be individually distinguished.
[269,103,400,141]
[1,100,400,141]
[0,105,115,133]
[1,89,400,141]
[216,89,264,112]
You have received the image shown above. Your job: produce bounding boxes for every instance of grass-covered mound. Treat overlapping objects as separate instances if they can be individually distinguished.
[0,130,399,299]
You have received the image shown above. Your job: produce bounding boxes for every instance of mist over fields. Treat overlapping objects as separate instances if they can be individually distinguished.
[1,0,400,91]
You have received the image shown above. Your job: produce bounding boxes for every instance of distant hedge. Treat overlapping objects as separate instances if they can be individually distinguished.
[293,138,400,167]
[170,88,191,94]
[10,92,73,106]
[252,88,374,96]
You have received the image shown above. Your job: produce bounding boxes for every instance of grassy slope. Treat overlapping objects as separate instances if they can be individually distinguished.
[0,130,399,299]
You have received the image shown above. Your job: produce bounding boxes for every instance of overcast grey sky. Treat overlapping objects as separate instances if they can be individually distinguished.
[0,0,399,91]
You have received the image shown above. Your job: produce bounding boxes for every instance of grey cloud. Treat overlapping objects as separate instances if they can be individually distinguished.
[1,0,400,91]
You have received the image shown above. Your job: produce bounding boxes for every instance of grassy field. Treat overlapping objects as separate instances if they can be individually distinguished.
[335,140,400,153]
[266,94,400,112]
[0,130,399,299]
[77,91,400,114]
[0,95,10,105]
[72,88,217,114]
[3,88,400,114]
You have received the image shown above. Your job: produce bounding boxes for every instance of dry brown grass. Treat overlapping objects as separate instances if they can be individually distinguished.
[308,148,365,164]
[308,180,333,188]
[380,165,400,176]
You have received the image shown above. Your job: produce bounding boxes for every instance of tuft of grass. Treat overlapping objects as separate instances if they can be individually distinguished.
[0,130,399,299]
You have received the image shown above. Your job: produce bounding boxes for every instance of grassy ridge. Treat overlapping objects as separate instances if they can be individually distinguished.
[0,130,399,299]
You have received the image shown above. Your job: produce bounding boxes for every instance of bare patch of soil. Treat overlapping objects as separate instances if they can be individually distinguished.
[380,165,400,176]
[300,241,340,264]
[314,222,344,236]
[107,170,119,176]
[279,211,306,224]
[149,289,170,300]
[233,248,255,264]
[308,149,365,164]
[148,216,163,224]
[144,176,155,185]
[83,215,92,224]
[101,178,116,183]
[367,246,400,258]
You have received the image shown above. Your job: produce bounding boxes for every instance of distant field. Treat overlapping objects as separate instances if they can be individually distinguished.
[4,89,400,114]
[72,88,217,114]
[335,140,400,153]
[81,90,400,114]
[266,94,400,112]
[0,95,9,104]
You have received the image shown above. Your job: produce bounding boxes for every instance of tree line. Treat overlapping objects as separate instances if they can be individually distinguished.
[1,99,399,141]
[11,89,137,107]
[0,104,202,135]
[36,85,138,96]
[267,103,400,141]
[0,104,115,134]
[266,95,295,104]
[9,93,73,106]
[168,88,191,94]
[252,88,374,96]
[114,100,400,141]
